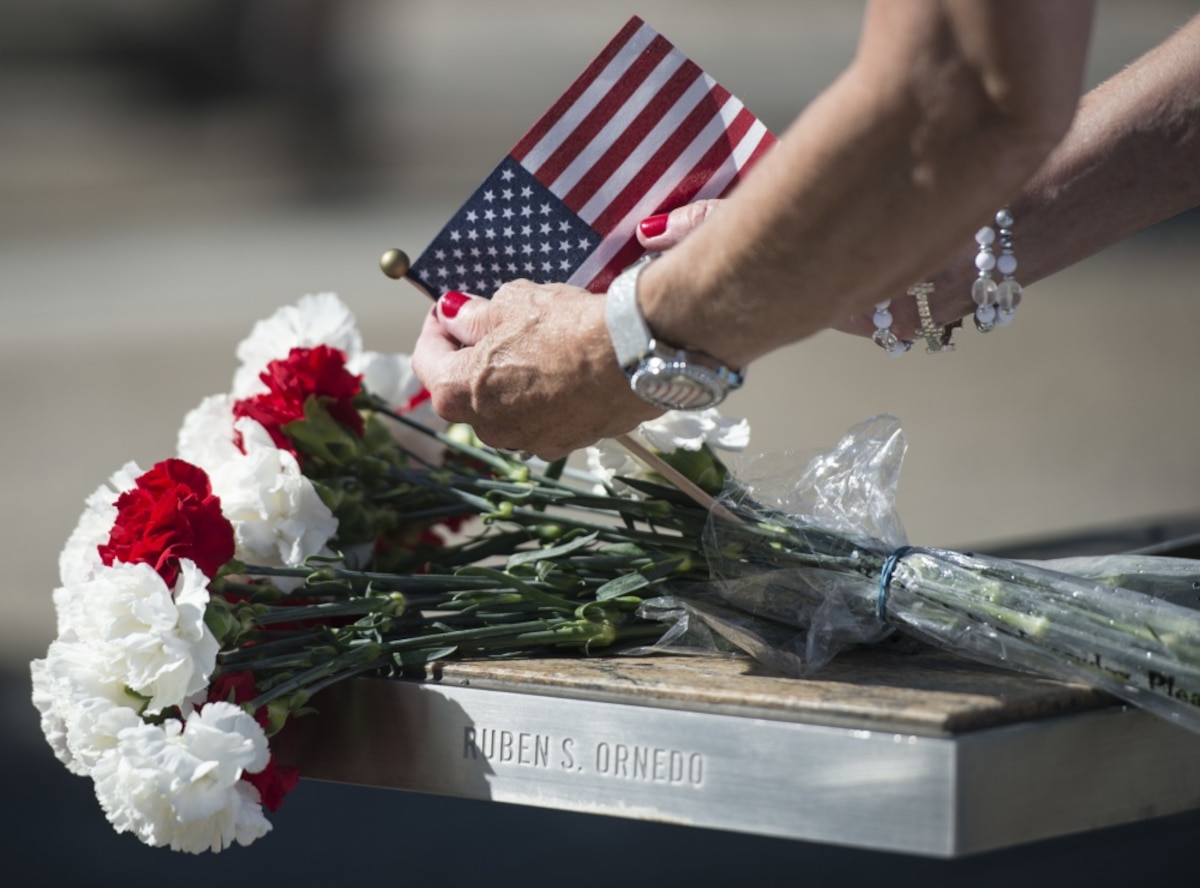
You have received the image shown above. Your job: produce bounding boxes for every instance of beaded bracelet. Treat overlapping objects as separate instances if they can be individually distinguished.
[973,207,1021,332]
[872,299,911,356]
[874,207,1020,357]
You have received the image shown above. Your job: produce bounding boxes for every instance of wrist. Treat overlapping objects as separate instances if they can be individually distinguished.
[604,253,746,411]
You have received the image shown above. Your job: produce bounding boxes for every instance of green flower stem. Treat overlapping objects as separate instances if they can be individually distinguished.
[248,598,404,627]
[225,648,336,673]
[439,475,678,516]
[247,642,384,711]
[202,404,1200,737]
[429,531,546,568]
[903,552,1200,665]
[240,563,507,594]
[898,591,1200,718]
[394,464,694,527]
[889,554,1200,703]
[453,565,586,612]
[285,658,393,704]
[428,604,560,625]
[370,405,531,479]
[448,620,666,655]
[501,504,698,549]
[370,504,476,524]
[212,579,275,598]
[217,631,332,666]
[378,617,610,656]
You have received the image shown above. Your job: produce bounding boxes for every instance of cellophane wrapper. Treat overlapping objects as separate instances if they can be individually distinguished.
[640,415,1200,734]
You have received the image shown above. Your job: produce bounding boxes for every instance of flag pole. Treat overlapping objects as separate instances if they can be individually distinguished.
[380,248,436,300]
[614,433,740,523]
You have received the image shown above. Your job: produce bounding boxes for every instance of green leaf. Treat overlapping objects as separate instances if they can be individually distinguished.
[617,476,702,508]
[393,645,458,667]
[506,531,599,568]
[456,565,577,611]
[282,397,365,468]
[599,542,649,558]
[596,572,651,601]
[657,444,730,495]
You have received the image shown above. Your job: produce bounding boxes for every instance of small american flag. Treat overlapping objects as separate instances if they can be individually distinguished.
[408,15,776,299]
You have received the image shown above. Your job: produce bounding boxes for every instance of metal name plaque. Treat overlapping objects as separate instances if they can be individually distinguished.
[283,677,1200,857]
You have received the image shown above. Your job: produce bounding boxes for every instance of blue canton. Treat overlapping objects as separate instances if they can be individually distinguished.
[409,156,602,299]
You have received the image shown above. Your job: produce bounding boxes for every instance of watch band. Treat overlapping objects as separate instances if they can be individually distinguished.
[604,252,659,370]
[604,252,746,411]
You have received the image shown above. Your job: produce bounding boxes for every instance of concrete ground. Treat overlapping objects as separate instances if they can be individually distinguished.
[2,2,1199,883]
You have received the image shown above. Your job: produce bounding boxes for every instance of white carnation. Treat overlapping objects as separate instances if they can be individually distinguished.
[585,439,639,489]
[347,349,412,405]
[31,638,142,776]
[58,461,143,589]
[177,394,242,471]
[179,396,334,569]
[232,292,363,398]
[178,396,282,473]
[636,408,751,454]
[586,409,751,489]
[210,445,337,568]
[66,693,145,772]
[93,702,272,854]
[349,350,448,465]
[56,560,218,714]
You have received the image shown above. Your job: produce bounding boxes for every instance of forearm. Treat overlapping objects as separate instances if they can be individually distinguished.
[1014,14,1200,283]
[635,0,1094,368]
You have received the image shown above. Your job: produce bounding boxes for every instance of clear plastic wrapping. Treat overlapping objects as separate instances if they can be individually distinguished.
[639,415,1200,733]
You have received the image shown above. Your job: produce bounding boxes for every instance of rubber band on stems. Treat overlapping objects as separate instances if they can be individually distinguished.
[876,545,917,622]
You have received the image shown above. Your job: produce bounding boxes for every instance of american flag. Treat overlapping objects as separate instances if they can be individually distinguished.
[407,15,776,299]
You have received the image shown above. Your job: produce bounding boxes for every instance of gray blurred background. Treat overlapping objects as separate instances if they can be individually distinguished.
[3,2,1200,884]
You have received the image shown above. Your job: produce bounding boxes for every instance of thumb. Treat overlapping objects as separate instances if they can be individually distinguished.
[636,199,722,250]
[435,290,492,347]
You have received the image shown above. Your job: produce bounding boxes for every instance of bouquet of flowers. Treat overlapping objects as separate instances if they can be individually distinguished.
[32,293,1200,854]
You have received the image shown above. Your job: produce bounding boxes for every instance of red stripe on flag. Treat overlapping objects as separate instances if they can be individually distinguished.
[579,105,765,294]
[728,128,777,194]
[511,16,646,163]
[652,104,758,212]
[532,34,674,185]
[560,59,703,213]
[589,82,734,237]
[585,238,646,294]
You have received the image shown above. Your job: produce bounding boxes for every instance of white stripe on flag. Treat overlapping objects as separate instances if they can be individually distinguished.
[574,73,720,224]
[688,118,770,204]
[520,24,657,174]
[545,47,690,199]
[567,93,747,290]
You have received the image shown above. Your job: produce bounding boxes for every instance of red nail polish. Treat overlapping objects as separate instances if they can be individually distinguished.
[439,291,469,318]
[639,214,669,238]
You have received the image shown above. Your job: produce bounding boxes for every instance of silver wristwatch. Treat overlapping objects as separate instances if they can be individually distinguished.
[604,252,745,411]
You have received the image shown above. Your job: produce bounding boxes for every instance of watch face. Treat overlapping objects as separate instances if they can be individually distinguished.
[629,356,725,410]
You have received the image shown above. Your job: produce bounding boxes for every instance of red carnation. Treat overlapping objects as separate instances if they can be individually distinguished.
[98,459,235,585]
[244,758,302,813]
[232,345,364,458]
[209,670,261,717]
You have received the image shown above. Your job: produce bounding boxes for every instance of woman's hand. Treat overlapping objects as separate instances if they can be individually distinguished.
[410,282,662,461]
[636,200,722,251]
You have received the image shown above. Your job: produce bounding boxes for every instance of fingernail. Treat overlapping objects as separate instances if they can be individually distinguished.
[439,291,469,318]
[639,214,669,238]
